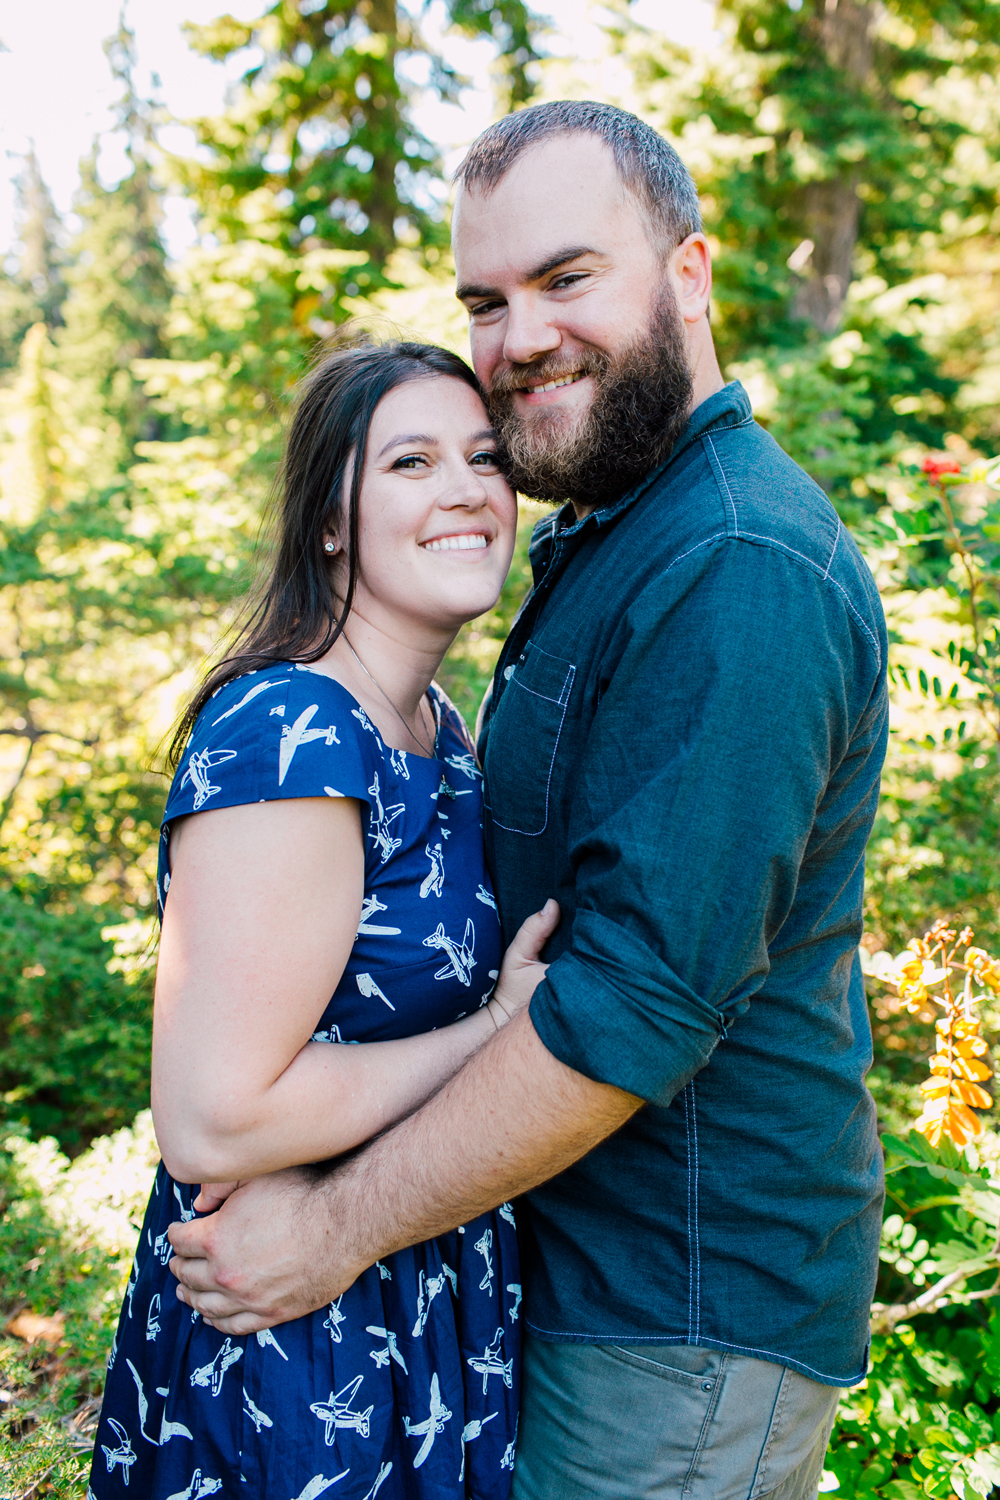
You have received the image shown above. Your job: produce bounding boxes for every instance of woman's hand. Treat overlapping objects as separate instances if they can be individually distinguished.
[194,1181,241,1214]
[487,898,560,1030]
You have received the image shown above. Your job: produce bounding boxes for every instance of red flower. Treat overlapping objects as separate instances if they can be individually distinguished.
[921,455,962,477]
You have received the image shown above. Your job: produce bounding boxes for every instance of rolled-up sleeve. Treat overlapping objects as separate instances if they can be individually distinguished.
[527,537,883,1105]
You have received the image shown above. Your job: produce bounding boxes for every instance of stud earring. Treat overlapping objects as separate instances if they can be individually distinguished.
[324,540,338,555]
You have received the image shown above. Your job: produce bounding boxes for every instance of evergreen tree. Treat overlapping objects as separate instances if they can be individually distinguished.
[662,1,1000,345]
[0,150,66,375]
[54,22,172,484]
[12,147,66,330]
[615,0,1000,479]
[176,0,545,321]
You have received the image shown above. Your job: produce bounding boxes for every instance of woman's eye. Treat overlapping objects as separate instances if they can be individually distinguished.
[470,451,501,469]
[392,454,427,470]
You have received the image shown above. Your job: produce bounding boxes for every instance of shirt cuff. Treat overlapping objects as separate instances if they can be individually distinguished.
[528,909,726,1106]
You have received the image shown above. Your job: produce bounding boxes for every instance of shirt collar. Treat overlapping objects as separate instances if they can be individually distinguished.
[528,381,753,581]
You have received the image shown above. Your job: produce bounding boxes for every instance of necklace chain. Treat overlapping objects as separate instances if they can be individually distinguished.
[342,633,436,758]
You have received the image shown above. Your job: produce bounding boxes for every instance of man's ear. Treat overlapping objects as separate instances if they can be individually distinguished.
[670,234,713,325]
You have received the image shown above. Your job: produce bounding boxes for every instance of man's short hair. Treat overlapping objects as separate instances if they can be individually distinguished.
[454,99,703,252]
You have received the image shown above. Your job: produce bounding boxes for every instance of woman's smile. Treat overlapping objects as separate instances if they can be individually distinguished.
[421,531,491,553]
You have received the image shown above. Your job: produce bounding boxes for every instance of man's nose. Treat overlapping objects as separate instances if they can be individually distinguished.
[502,294,562,367]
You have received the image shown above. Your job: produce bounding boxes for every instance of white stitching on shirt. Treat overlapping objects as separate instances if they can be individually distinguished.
[736,531,882,669]
[663,534,730,573]
[823,517,841,581]
[660,532,882,673]
[697,431,881,669]
[704,433,739,536]
[684,1090,694,1342]
[488,663,576,837]
[691,1083,701,1345]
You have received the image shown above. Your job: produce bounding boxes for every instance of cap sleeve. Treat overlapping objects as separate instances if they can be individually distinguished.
[164,665,379,823]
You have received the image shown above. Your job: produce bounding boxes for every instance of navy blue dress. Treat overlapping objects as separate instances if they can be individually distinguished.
[90,664,520,1500]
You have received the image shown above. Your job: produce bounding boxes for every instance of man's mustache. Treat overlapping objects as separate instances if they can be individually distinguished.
[487,354,606,399]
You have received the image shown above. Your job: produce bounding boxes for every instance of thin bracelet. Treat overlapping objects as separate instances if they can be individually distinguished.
[490,994,513,1025]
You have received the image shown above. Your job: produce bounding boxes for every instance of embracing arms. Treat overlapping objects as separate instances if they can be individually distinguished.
[168,542,885,1328]
[153,795,555,1185]
[169,1007,639,1331]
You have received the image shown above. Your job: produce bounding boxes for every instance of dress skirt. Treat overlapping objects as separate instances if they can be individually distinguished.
[89,1167,521,1500]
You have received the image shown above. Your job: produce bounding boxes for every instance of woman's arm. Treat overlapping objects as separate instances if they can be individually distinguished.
[153,797,553,1185]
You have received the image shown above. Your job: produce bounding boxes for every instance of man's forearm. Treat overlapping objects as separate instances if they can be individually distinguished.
[332,1008,642,1269]
[167,1009,642,1332]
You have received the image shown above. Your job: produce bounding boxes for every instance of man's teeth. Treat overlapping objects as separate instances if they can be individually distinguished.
[424,534,488,553]
[526,372,585,394]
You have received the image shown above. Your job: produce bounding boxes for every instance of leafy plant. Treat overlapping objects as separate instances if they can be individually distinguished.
[870,921,999,1147]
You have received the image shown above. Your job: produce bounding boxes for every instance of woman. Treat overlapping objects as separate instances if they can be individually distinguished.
[89,340,556,1500]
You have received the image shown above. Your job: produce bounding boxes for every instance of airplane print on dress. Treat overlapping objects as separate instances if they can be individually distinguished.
[310,1375,374,1443]
[419,841,445,899]
[92,666,519,1499]
[404,1373,452,1468]
[423,919,476,986]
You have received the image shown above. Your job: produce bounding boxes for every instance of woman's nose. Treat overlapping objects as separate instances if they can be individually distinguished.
[438,458,491,509]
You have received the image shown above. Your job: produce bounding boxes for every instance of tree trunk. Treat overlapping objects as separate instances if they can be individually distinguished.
[792,0,877,333]
[363,0,403,267]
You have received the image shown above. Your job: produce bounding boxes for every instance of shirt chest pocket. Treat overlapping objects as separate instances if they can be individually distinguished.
[485,640,576,837]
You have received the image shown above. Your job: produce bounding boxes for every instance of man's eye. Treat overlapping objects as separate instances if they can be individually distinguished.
[552,273,588,290]
[469,301,504,318]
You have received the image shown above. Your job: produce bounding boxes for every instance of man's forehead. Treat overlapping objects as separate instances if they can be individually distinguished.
[452,136,637,285]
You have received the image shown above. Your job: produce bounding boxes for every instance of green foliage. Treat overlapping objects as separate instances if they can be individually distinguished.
[866,737,999,959]
[614,0,1000,506]
[0,890,152,1153]
[2,0,1000,1490]
[176,0,543,330]
[825,1132,1000,1500]
[0,1116,158,1494]
[665,0,1000,352]
[0,148,66,373]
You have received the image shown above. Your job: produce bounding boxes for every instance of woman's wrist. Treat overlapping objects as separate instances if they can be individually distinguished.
[486,995,514,1030]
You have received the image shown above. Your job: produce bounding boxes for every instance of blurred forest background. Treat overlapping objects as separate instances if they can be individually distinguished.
[3,0,1000,1494]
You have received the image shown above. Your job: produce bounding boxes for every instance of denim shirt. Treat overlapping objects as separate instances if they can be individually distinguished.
[479,382,888,1387]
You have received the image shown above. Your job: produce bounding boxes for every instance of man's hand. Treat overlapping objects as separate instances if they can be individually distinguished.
[168,1168,363,1333]
[167,1012,639,1333]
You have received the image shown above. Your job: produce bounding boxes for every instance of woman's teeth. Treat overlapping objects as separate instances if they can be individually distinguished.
[526,371,585,394]
[423,534,488,552]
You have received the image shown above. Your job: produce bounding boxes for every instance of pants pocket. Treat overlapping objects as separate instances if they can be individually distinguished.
[512,1337,725,1500]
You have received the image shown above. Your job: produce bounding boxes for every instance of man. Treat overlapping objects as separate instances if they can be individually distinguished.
[170,100,887,1499]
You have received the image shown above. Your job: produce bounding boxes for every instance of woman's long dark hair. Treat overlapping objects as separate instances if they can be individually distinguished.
[169,337,482,768]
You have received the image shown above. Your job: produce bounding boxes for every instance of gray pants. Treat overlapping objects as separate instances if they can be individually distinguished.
[511,1334,840,1500]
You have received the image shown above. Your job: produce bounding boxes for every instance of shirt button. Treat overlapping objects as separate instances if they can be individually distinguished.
[503,665,516,680]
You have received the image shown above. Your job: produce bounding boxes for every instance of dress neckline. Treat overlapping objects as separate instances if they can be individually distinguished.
[292,661,447,764]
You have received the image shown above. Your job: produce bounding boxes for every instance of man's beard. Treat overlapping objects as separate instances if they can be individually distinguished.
[485,290,694,510]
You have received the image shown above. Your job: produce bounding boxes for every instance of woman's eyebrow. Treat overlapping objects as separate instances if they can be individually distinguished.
[376,432,435,458]
[376,428,496,459]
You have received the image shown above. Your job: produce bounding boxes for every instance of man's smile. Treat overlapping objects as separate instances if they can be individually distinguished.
[522,371,586,394]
